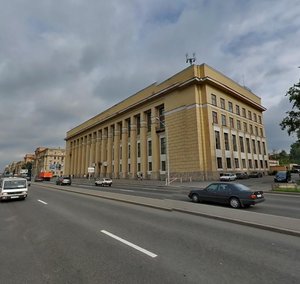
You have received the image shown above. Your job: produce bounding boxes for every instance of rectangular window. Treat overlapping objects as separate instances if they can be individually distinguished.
[148,141,152,156]
[250,124,253,134]
[259,115,262,124]
[253,113,257,122]
[260,128,264,137]
[221,114,226,126]
[248,110,252,120]
[138,163,141,172]
[137,142,141,157]
[226,158,232,168]
[249,159,253,169]
[229,117,234,128]
[234,158,239,168]
[228,102,233,112]
[220,98,225,109]
[242,108,246,118]
[224,133,230,151]
[147,111,151,132]
[128,145,131,158]
[215,131,221,149]
[246,138,251,153]
[236,105,240,115]
[242,159,246,168]
[211,94,217,106]
[257,141,261,154]
[161,161,166,171]
[255,126,258,136]
[262,142,266,155]
[237,120,241,130]
[255,160,258,168]
[217,157,223,169]
[148,162,152,171]
[243,122,247,132]
[239,136,245,153]
[136,115,141,135]
[127,118,131,138]
[160,137,166,154]
[260,160,263,168]
[212,111,218,124]
[232,135,237,151]
[265,160,268,168]
[252,139,256,154]
[158,105,165,129]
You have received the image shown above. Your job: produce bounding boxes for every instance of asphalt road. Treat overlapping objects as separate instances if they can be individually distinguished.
[1,185,299,284]
[71,182,300,219]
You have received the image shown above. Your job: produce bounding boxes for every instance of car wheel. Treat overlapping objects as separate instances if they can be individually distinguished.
[109,184,111,187]
[191,194,200,203]
[230,197,241,208]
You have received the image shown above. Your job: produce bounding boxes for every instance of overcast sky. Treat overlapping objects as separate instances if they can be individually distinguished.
[1,0,300,171]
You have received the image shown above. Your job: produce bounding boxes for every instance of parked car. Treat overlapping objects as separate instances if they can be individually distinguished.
[236,172,249,179]
[188,183,265,208]
[249,171,263,178]
[95,178,112,187]
[274,171,291,183]
[219,173,237,181]
[56,176,72,186]
[34,176,43,182]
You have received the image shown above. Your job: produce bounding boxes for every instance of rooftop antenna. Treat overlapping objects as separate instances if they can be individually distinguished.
[186,53,196,65]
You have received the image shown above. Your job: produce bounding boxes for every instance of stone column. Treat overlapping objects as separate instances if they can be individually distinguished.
[86,134,91,173]
[140,112,148,178]
[130,116,137,179]
[151,108,160,179]
[100,129,107,177]
[74,140,79,177]
[81,136,87,177]
[122,120,128,178]
[107,126,113,177]
[113,123,120,178]
[95,130,101,177]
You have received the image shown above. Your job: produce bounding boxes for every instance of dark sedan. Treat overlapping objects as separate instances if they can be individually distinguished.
[188,183,265,208]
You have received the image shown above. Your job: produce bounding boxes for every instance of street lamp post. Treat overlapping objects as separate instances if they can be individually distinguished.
[154,117,170,186]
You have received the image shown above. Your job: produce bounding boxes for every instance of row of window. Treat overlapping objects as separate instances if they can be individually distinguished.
[216,157,268,170]
[110,137,166,160]
[211,94,262,124]
[114,160,167,174]
[215,131,267,155]
[212,111,264,136]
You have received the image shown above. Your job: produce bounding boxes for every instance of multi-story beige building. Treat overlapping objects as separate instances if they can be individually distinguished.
[65,64,269,181]
[32,147,66,177]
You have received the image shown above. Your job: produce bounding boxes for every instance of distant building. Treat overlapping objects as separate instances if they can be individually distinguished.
[32,147,65,177]
[64,64,269,181]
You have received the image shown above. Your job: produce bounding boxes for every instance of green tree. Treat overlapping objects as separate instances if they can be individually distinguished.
[290,142,300,164]
[280,80,300,137]
[278,150,290,165]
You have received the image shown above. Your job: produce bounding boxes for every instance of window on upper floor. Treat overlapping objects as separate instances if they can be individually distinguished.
[220,98,225,109]
[248,110,252,120]
[242,108,246,118]
[212,111,218,124]
[228,102,233,112]
[221,114,226,126]
[236,105,240,115]
[211,94,217,106]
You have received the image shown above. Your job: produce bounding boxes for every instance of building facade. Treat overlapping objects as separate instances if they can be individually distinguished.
[65,64,269,181]
[32,147,66,177]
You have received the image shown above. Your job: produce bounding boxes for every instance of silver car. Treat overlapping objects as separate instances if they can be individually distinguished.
[219,173,237,181]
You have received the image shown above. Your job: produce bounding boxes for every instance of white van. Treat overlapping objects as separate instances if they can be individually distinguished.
[0,177,28,201]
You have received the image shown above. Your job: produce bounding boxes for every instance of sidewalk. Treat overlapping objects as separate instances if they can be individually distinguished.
[37,181,300,237]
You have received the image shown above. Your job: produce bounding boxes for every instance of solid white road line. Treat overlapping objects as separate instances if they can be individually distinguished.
[38,199,48,205]
[101,230,157,258]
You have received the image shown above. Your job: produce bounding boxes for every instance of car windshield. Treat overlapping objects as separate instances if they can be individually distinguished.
[3,180,26,189]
